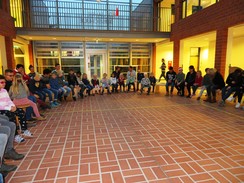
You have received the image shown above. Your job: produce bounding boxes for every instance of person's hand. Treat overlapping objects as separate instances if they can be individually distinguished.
[231,81,236,84]
[185,82,188,85]
[10,106,16,112]
[46,84,51,89]
[227,86,231,90]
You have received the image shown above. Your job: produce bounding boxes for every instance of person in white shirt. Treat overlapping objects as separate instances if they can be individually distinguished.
[140,73,151,95]
[110,73,118,93]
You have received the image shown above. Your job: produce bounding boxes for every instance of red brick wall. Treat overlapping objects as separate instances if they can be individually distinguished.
[171,0,244,77]
[0,0,16,69]
[173,40,180,70]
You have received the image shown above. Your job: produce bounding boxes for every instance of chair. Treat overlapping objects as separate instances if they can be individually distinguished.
[15,104,30,133]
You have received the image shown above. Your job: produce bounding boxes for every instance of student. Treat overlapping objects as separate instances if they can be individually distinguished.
[149,72,156,93]
[197,68,212,100]
[28,74,46,102]
[191,70,203,97]
[91,74,100,94]
[219,68,242,107]
[67,69,81,100]
[205,68,225,103]
[140,73,151,95]
[41,69,59,107]
[185,65,196,98]
[28,65,36,80]
[49,72,64,101]
[13,64,30,83]
[0,75,33,143]
[126,66,136,92]
[136,70,144,91]
[101,73,111,95]
[56,71,72,101]
[175,67,185,96]
[118,73,125,92]
[231,70,244,108]
[158,58,166,82]
[112,66,121,80]
[82,73,95,96]
[9,74,45,121]
[165,66,176,96]
[110,73,118,93]
[76,71,87,98]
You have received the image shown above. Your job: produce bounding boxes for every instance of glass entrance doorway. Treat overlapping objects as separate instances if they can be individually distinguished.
[86,54,105,79]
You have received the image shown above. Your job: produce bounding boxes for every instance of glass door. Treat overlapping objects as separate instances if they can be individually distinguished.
[86,54,104,79]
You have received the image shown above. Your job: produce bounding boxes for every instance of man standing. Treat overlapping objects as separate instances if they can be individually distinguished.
[126,66,136,92]
[158,58,166,82]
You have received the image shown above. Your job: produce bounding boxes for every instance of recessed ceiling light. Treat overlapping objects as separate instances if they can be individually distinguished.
[136,39,139,41]
[29,37,32,39]
[52,38,56,40]
[110,39,113,41]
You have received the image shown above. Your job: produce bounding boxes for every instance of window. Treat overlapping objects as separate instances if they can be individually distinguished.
[182,0,219,18]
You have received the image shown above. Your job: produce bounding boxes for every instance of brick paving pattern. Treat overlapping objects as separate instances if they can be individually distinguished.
[5,93,244,183]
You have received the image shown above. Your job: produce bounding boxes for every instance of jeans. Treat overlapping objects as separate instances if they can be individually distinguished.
[0,116,16,152]
[141,85,151,94]
[222,86,236,101]
[166,82,175,93]
[127,82,135,92]
[175,82,185,95]
[42,88,55,102]
[111,84,118,92]
[192,84,200,95]
[186,83,194,96]
[0,133,8,167]
[233,87,244,103]
[26,95,36,120]
[159,71,166,81]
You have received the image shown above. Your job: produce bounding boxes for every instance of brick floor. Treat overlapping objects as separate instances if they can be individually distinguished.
[5,92,244,183]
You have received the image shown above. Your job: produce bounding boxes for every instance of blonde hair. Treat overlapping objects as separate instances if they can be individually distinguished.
[10,74,29,95]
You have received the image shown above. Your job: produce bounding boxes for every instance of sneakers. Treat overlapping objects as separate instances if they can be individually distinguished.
[165,92,169,96]
[226,96,234,102]
[36,116,46,121]
[53,101,60,106]
[14,135,25,143]
[4,148,25,160]
[50,102,57,108]
[0,163,17,173]
[22,130,33,138]
[235,102,241,109]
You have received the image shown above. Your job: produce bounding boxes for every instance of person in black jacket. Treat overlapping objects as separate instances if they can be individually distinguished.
[149,72,156,93]
[205,68,225,103]
[67,69,80,101]
[232,70,244,109]
[185,65,196,98]
[165,66,176,96]
[219,68,242,107]
[137,70,144,91]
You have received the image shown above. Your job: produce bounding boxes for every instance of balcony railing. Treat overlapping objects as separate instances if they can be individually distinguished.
[12,0,172,32]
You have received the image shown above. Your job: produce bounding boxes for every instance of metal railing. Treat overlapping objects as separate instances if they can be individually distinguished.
[13,0,172,32]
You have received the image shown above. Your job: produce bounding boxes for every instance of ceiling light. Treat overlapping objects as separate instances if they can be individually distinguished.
[110,39,113,41]
[52,38,56,40]
[29,37,32,39]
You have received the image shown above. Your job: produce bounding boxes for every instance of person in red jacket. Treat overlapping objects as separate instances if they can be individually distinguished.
[13,64,30,84]
[191,70,203,97]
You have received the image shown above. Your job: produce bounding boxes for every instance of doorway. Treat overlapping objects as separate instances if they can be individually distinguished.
[86,53,105,79]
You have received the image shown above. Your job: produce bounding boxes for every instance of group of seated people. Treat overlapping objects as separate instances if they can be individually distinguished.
[164,65,244,109]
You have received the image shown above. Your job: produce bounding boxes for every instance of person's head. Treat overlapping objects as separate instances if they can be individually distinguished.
[233,68,242,76]
[82,73,87,79]
[34,74,41,81]
[144,73,148,78]
[150,72,154,77]
[162,58,165,63]
[117,66,120,71]
[56,70,63,78]
[178,67,183,73]
[138,70,141,73]
[51,73,57,79]
[93,74,97,79]
[205,68,209,74]
[129,66,133,72]
[4,69,14,81]
[169,66,173,73]
[43,68,51,77]
[29,65,34,72]
[103,73,107,78]
[11,73,28,94]
[111,73,115,78]
[119,73,124,78]
[76,71,81,78]
[55,63,60,70]
[208,68,216,76]
[69,69,74,75]
[189,65,195,73]
[16,64,24,73]
[196,71,202,77]
[0,75,6,89]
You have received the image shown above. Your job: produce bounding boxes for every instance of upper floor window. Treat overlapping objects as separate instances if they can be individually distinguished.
[182,0,219,18]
